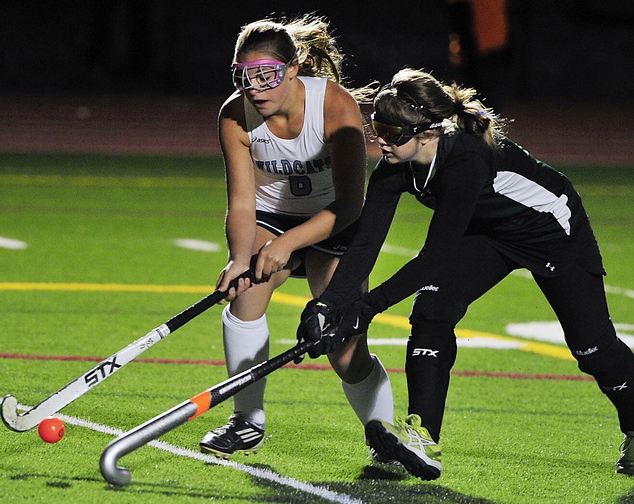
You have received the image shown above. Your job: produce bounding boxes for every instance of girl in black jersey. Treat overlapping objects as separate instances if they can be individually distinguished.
[296,68,634,480]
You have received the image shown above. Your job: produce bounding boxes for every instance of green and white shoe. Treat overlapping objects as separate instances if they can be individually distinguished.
[616,431,634,475]
[365,414,442,480]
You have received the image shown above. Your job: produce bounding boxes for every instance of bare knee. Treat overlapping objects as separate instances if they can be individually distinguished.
[327,334,374,383]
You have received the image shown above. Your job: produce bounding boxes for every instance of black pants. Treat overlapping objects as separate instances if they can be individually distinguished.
[406,235,634,441]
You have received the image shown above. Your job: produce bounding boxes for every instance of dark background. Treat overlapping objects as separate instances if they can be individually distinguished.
[1,1,632,164]
[2,1,633,107]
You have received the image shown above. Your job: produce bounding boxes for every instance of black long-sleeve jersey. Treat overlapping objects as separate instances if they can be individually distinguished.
[321,130,604,312]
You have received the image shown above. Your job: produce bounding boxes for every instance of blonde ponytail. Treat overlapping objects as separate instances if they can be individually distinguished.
[445,82,506,149]
[285,14,343,82]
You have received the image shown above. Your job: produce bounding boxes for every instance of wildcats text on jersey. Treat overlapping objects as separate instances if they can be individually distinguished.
[254,156,332,176]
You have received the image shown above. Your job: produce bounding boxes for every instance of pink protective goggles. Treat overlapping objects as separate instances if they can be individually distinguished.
[231,59,291,91]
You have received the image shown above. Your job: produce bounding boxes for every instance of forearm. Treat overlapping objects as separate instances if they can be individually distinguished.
[276,198,360,251]
[225,208,257,266]
[369,158,488,312]
[321,181,402,307]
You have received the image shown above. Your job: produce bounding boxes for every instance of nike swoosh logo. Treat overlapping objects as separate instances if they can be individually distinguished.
[352,317,360,330]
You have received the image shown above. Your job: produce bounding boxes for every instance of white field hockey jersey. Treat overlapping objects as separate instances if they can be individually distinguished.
[245,76,333,217]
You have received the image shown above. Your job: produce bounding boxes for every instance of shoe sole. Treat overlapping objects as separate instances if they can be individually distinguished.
[365,420,441,481]
[370,450,403,466]
[616,464,634,476]
[200,440,264,459]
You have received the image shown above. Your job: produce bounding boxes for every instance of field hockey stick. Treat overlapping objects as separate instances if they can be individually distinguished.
[100,339,317,486]
[1,269,254,433]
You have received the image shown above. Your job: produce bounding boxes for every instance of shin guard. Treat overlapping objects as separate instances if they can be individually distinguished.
[572,322,634,433]
[406,321,458,442]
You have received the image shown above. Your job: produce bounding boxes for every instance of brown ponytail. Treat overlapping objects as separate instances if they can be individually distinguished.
[374,68,507,149]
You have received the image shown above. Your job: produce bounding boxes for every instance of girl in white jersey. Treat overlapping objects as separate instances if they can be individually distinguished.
[199,14,395,460]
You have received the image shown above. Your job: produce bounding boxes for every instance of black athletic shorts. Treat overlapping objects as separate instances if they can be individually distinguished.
[256,210,359,277]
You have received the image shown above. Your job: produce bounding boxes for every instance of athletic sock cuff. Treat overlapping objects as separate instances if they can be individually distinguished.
[222,304,267,331]
[342,354,385,392]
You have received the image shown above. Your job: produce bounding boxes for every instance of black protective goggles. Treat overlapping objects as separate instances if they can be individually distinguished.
[371,113,443,146]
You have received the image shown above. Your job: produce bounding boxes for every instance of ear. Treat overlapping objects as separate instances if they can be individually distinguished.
[287,58,300,79]
[418,132,440,149]
[421,130,440,142]
[418,132,433,143]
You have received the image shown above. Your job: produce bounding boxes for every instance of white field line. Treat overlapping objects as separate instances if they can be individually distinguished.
[0,236,28,249]
[508,268,634,299]
[174,240,634,301]
[278,337,525,350]
[24,404,363,504]
[4,237,632,301]
[382,243,634,300]
[174,239,221,252]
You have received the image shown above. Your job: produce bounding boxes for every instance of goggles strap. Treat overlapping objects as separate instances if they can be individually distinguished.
[398,93,444,123]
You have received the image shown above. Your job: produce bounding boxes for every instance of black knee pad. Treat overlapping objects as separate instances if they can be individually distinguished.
[409,287,468,328]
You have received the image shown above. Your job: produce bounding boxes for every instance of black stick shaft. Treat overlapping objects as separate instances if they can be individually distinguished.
[165,268,253,332]
[100,340,315,486]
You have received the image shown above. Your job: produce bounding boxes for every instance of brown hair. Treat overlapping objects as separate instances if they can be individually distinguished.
[374,68,507,149]
[234,13,343,83]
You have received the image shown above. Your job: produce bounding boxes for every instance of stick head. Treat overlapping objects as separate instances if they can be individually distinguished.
[1,395,21,432]
[100,442,132,486]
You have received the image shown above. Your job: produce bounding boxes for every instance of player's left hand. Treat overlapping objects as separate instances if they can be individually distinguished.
[338,294,377,339]
[256,238,293,280]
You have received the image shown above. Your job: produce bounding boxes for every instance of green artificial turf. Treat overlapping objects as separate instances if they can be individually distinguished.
[1,153,633,503]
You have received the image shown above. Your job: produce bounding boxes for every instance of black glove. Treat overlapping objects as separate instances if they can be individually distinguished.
[338,294,378,340]
[295,298,342,362]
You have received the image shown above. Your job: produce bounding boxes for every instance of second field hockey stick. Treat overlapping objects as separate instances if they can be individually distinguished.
[1,269,254,433]
[100,339,317,486]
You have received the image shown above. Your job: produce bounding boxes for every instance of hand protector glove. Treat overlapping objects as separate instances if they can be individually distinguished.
[338,294,378,340]
[295,298,342,362]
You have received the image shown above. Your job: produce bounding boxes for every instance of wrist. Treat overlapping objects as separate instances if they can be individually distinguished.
[362,291,382,316]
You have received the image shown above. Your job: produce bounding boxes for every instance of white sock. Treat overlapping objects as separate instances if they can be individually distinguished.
[222,305,269,428]
[341,354,394,425]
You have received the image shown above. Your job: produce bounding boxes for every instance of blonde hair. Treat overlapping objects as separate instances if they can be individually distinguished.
[234,13,343,83]
[374,68,507,149]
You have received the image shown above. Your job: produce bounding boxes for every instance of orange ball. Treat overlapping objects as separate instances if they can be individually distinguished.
[38,417,66,443]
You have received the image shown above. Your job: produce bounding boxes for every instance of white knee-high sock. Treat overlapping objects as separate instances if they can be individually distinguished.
[222,305,269,428]
[341,354,394,425]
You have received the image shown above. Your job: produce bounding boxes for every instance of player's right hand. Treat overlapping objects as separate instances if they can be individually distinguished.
[216,260,253,302]
[295,298,342,362]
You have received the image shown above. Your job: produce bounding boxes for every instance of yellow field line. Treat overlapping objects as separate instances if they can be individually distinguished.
[0,282,573,361]
[0,282,213,294]
[0,174,224,189]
